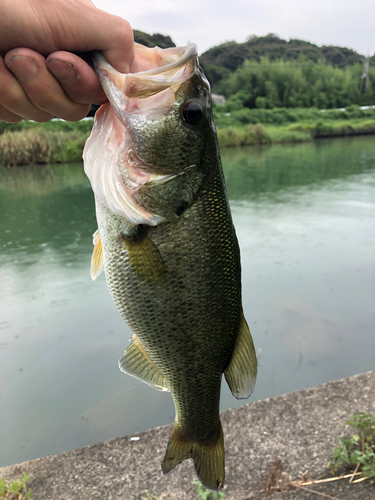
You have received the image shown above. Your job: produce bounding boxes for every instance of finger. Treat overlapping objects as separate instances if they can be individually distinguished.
[0,105,22,123]
[99,16,135,73]
[46,51,107,104]
[0,0,134,73]
[0,55,53,122]
[5,48,90,121]
[64,9,134,73]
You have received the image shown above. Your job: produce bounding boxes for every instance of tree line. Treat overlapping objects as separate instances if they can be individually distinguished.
[131,31,374,110]
[213,57,374,110]
[200,34,372,86]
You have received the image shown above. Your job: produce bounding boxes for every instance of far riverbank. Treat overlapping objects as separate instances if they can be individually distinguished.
[1,108,375,166]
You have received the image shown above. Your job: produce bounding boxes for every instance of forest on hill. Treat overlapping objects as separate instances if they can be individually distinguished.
[199,33,371,85]
[133,31,374,109]
[213,57,374,109]
[200,34,374,109]
[133,30,175,49]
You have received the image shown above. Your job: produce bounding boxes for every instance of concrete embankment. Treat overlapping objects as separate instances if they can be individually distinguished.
[1,371,374,500]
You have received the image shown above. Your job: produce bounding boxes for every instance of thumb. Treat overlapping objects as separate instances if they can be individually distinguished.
[91,12,135,73]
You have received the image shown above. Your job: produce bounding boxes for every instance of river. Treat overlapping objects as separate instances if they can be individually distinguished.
[0,135,374,467]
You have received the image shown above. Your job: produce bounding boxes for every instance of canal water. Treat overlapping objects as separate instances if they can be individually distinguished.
[1,136,374,467]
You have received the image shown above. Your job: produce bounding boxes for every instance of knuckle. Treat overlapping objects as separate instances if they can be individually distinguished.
[35,116,53,123]
[112,17,134,48]
[28,92,52,110]
[2,91,24,110]
[60,104,90,122]
[114,17,133,37]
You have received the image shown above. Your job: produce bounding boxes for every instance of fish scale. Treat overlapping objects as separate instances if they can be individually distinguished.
[84,42,257,491]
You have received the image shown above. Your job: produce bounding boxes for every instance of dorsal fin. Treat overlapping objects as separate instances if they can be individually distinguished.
[224,312,257,399]
[90,229,104,280]
[119,334,169,392]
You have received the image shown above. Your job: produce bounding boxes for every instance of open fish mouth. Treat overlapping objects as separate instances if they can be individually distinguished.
[93,43,198,119]
[83,43,202,226]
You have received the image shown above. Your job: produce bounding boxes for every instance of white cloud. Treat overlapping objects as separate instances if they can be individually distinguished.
[93,0,375,55]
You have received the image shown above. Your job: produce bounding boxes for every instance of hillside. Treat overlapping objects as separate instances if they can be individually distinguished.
[132,32,371,90]
[133,30,175,49]
[199,34,367,85]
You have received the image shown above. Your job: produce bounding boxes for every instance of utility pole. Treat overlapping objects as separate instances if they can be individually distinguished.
[361,55,370,91]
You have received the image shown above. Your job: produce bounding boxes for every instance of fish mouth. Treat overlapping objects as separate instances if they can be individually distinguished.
[92,43,198,123]
[83,44,201,226]
[94,42,197,80]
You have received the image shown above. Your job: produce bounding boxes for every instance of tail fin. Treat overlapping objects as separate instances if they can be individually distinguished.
[161,424,225,491]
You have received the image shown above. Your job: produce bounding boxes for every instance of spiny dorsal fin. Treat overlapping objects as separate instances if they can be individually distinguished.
[123,231,166,283]
[224,312,257,399]
[119,334,169,392]
[90,229,104,281]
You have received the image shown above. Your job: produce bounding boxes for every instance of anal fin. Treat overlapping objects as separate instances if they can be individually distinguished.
[224,312,257,399]
[119,334,169,392]
[90,229,104,280]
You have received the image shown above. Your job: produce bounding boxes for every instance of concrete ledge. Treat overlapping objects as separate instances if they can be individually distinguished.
[1,371,374,500]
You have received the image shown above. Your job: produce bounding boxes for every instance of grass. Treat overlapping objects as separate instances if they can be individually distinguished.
[216,123,272,148]
[214,103,375,147]
[1,108,375,166]
[259,413,375,497]
[0,127,88,166]
[192,481,225,499]
[213,104,375,127]
[216,119,375,148]
[138,492,164,500]
[0,118,93,136]
[0,474,32,500]
[329,412,375,483]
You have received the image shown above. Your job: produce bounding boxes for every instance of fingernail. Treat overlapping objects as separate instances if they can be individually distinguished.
[7,56,39,82]
[47,58,78,83]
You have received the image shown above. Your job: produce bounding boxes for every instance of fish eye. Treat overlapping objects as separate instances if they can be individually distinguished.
[180,101,204,126]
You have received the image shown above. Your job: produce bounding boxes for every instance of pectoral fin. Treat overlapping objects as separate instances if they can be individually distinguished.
[119,334,169,392]
[224,312,257,399]
[90,230,104,280]
[122,229,166,283]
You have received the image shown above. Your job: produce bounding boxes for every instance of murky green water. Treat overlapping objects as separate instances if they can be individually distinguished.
[1,136,374,467]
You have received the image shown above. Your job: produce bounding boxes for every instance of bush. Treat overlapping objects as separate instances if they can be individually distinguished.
[0,128,88,166]
[0,131,52,165]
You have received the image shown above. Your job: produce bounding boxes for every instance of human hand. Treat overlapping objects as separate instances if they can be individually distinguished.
[0,0,134,123]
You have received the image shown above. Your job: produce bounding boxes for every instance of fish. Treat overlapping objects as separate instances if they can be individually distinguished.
[83,42,257,491]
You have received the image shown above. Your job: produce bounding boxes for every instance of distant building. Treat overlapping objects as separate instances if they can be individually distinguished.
[212,94,226,106]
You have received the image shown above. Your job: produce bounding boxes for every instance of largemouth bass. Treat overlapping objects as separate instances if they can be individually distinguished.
[83,43,257,491]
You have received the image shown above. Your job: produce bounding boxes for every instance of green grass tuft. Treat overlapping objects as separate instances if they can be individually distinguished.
[0,473,32,499]
[0,128,88,166]
[329,412,375,482]
[192,480,225,499]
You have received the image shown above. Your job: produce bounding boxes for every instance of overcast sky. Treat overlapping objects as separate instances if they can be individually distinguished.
[93,0,375,57]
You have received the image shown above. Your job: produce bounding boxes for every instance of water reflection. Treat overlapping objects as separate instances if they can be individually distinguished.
[221,136,375,200]
[1,136,375,467]
[0,163,94,265]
